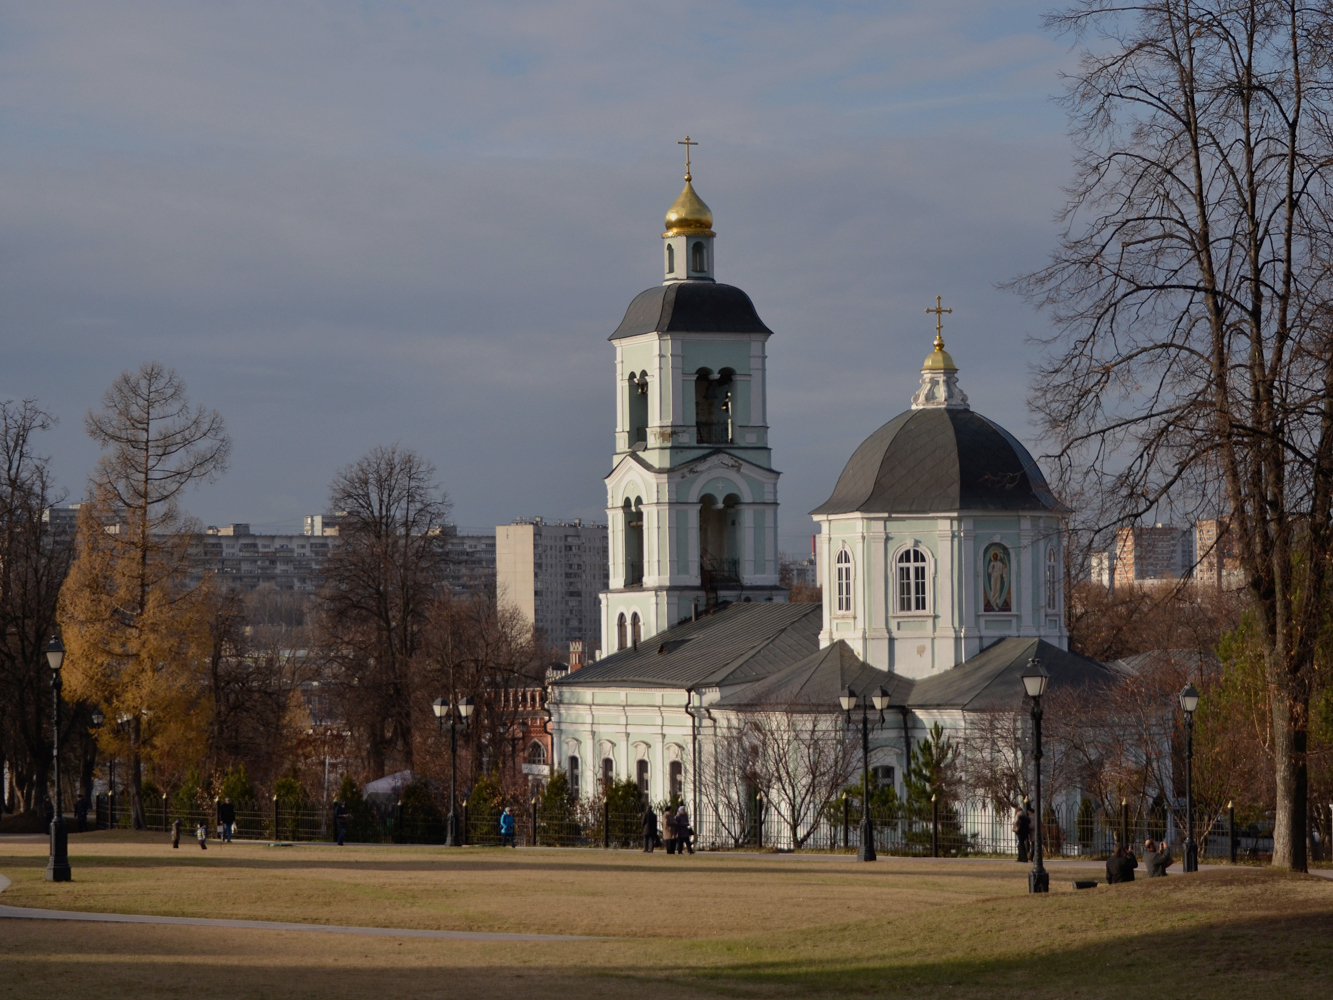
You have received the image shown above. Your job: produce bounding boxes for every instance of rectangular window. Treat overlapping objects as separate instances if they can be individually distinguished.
[897,564,913,612]
[913,562,927,611]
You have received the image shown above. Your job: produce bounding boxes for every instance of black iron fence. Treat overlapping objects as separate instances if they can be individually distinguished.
[90,792,1276,860]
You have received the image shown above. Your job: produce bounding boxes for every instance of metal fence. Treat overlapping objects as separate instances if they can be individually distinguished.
[91,792,1276,859]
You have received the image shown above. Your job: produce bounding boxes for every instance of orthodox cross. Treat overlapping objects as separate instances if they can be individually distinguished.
[678,135,698,179]
[926,295,952,347]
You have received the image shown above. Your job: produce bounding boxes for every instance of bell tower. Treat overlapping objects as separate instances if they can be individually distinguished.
[600,141,787,655]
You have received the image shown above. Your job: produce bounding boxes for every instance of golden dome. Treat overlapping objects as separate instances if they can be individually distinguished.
[663,178,715,236]
[922,332,957,372]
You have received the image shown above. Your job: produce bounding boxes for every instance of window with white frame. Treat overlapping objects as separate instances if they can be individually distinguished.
[835,548,853,612]
[896,547,929,613]
[1045,546,1059,610]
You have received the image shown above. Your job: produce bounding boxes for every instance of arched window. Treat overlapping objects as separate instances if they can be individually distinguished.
[835,549,853,612]
[616,613,627,651]
[630,612,642,646]
[623,498,643,585]
[691,241,705,271]
[526,740,547,765]
[636,758,650,794]
[669,760,683,799]
[666,243,675,273]
[568,756,581,799]
[896,547,929,613]
[1045,546,1059,610]
[601,758,614,785]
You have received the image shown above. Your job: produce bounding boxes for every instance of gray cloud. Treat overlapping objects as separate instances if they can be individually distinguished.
[0,2,1076,549]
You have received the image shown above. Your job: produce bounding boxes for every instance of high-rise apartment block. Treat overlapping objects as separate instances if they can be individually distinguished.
[496,519,609,651]
[1194,518,1244,589]
[191,523,339,592]
[1089,519,1243,589]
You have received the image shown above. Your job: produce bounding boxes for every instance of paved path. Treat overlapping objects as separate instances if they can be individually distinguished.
[0,874,599,941]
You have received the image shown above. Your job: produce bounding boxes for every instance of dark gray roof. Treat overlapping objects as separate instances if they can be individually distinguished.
[610,281,772,340]
[714,640,914,710]
[552,602,820,689]
[810,408,1060,515]
[907,637,1114,711]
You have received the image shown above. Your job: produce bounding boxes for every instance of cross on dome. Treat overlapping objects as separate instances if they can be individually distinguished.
[677,135,698,180]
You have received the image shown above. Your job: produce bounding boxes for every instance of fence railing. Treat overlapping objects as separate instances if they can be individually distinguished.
[90,793,1278,860]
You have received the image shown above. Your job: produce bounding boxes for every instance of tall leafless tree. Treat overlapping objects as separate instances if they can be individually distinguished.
[317,445,450,777]
[1017,0,1333,870]
[0,400,75,814]
[744,705,857,849]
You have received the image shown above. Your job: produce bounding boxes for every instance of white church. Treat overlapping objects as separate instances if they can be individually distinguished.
[548,157,1108,835]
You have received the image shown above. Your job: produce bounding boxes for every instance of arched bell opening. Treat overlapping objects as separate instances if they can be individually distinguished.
[694,368,734,445]
[699,492,740,587]
[627,370,649,445]
[623,497,644,586]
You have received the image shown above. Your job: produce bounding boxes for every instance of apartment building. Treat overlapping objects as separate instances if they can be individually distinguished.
[496,518,608,651]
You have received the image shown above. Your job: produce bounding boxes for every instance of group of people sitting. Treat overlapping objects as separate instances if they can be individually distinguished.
[641,802,694,854]
[1105,838,1175,883]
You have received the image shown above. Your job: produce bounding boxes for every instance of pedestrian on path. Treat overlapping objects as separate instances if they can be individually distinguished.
[500,807,516,848]
[675,805,694,855]
[219,798,236,843]
[661,805,677,854]
[333,799,348,846]
[1013,805,1032,863]
[195,822,208,850]
[641,801,658,852]
[172,818,181,849]
[74,795,89,833]
[42,795,54,833]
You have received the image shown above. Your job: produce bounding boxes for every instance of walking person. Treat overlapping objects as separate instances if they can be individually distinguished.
[42,795,55,833]
[195,821,208,850]
[675,805,694,855]
[219,798,236,843]
[661,804,677,855]
[641,800,657,853]
[500,806,517,848]
[333,798,348,847]
[1012,806,1031,862]
[172,817,182,849]
[74,794,89,834]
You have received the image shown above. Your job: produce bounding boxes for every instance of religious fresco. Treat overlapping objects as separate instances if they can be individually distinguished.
[982,543,1012,612]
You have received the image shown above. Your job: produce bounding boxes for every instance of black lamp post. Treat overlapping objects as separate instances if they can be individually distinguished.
[44,635,71,882]
[840,684,890,862]
[1179,682,1200,872]
[432,695,473,847]
[1022,657,1050,893]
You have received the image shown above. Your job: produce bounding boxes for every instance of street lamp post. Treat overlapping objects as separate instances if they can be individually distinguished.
[840,685,891,862]
[1179,683,1200,872]
[44,635,71,882]
[433,695,474,847]
[1022,657,1050,894]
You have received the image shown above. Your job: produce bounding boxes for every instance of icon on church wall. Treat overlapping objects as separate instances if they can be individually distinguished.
[982,543,1012,612]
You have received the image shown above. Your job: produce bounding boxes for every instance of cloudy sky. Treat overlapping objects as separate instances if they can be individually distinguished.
[1,2,1080,551]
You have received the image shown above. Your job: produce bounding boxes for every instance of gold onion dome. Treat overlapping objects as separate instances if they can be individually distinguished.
[922,332,957,372]
[664,177,715,236]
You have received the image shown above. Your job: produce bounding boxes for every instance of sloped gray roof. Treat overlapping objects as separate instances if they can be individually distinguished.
[714,640,915,710]
[553,602,820,689]
[811,408,1060,515]
[907,637,1114,711]
[610,281,772,340]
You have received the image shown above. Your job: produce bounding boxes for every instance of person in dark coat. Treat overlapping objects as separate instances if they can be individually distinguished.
[641,801,658,852]
[1105,842,1137,883]
[333,799,348,846]
[42,795,55,833]
[74,795,89,833]
[172,817,182,849]
[1145,838,1173,877]
[218,798,236,843]
[675,805,694,855]
[1013,806,1032,863]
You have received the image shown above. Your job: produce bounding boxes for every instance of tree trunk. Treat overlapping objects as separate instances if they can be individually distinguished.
[1271,680,1309,871]
[129,719,147,830]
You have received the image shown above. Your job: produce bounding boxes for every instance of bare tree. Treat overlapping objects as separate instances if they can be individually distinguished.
[317,445,450,777]
[745,705,857,849]
[1017,0,1333,870]
[698,714,758,848]
[61,363,229,828]
[0,400,75,814]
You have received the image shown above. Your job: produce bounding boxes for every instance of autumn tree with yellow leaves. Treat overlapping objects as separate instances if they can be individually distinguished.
[58,363,230,828]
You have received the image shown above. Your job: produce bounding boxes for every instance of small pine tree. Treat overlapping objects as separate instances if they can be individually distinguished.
[905,722,958,810]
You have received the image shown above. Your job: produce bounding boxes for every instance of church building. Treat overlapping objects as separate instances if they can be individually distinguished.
[549,152,1109,836]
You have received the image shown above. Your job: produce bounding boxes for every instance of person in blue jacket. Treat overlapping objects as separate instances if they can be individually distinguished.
[499,806,516,848]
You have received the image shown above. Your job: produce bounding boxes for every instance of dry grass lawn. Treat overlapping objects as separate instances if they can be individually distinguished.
[2,831,1332,999]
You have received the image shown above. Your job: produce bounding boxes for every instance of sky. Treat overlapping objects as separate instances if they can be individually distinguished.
[0,1,1081,553]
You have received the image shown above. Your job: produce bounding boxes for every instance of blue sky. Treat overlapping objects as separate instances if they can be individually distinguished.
[1,2,1079,551]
